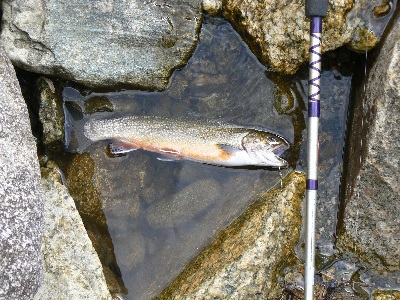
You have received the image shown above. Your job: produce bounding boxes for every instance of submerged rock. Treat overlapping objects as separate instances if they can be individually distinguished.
[35,167,111,300]
[338,14,400,270]
[146,179,221,229]
[0,45,43,299]
[156,171,305,299]
[65,151,127,294]
[0,0,202,89]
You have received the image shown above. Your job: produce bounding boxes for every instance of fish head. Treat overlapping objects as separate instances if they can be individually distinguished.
[241,130,289,167]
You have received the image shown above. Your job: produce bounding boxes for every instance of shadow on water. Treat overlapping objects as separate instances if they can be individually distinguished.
[48,15,357,299]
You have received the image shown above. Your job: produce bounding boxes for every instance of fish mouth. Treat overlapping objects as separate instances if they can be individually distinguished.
[269,153,288,167]
[249,148,288,167]
[270,140,290,167]
[242,135,290,167]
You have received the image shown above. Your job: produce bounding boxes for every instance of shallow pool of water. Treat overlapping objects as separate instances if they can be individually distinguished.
[59,15,355,299]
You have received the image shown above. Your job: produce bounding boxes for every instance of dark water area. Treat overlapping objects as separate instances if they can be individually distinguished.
[54,15,356,299]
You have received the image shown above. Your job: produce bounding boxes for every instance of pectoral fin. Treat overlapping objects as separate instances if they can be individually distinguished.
[217,144,240,154]
[157,148,183,162]
[109,140,139,154]
[159,148,181,155]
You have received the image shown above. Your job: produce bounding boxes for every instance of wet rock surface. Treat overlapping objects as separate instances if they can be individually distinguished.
[0,0,202,89]
[36,77,64,149]
[2,0,399,298]
[0,45,43,299]
[34,167,111,300]
[338,14,400,271]
[156,172,305,299]
[346,0,395,52]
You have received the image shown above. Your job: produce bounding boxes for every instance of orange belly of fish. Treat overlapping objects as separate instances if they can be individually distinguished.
[128,137,233,162]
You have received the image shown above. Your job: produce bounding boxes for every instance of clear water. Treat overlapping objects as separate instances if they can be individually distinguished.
[60,15,354,299]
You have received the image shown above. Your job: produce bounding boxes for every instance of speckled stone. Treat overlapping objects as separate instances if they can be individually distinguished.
[221,0,347,74]
[203,0,222,16]
[0,44,43,299]
[221,0,394,74]
[338,16,400,269]
[156,171,305,299]
[34,169,111,300]
[37,77,64,149]
[0,0,202,90]
[372,290,400,300]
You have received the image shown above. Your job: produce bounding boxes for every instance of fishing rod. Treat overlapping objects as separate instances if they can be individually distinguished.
[304,0,328,299]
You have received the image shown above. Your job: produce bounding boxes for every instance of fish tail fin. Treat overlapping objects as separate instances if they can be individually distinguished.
[64,107,92,153]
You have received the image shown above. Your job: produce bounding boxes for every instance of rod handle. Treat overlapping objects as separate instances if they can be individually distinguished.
[305,0,328,17]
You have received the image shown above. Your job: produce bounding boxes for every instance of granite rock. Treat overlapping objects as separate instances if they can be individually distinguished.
[156,172,305,299]
[0,0,202,89]
[36,77,64,149]
[203,0,222,16]
[34,167,111,300]
[0,44,43,299]
[221,0,395,74]
[338,15,400,269]
[373,290,400,300]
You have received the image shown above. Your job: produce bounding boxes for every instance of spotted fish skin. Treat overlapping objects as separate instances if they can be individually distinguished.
[82,116,289,167]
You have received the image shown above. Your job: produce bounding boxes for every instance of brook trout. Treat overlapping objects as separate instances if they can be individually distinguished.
[73,116,289,167]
